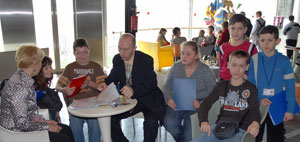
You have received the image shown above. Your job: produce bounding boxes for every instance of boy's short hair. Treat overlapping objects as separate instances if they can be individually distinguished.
[289,15,294,21]
[208,25,214,30]
[256,11,262,17]
[259,25,279,39]
[229,14,247,27]
[172,27,180,35]
[73,39,89,52]
[229,50,250,64]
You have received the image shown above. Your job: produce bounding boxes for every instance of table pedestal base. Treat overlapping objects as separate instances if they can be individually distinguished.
[98,117,111,142]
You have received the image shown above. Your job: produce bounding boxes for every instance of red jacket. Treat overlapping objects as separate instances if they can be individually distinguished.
[219,41,258,80]
[217,28,230,46]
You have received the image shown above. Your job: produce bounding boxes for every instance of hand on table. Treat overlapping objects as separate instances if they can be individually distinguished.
[121,85,133,99]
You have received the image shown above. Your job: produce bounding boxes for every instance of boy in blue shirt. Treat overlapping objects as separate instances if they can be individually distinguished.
[248,25,296,142]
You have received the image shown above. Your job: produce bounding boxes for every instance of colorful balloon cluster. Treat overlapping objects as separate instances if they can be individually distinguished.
[204,0,236,26]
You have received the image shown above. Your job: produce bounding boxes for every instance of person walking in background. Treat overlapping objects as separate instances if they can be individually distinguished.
[205,25,217,57]
[34,56,63,122]
[283,15,300,59]
[171,27,187,61]
[0,45,74,142]
[250,11,265,51]
[192,30,206,48]
[240,11,253,40]
[205,25,217,46]
[157,28,170,46]
[217,21,230,46]
[56,39,105,142]
[171,27,187,45]
[163,41,216,142]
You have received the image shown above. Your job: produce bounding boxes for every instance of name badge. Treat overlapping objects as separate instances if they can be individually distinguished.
[263,88,275,96]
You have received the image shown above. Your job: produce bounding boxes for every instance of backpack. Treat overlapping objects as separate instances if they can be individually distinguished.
[246,18,253,37]
[256,19,265,36]
[284,23,300,35]
[0,79,8,96]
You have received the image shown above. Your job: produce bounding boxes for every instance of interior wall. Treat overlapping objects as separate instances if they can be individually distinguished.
[74,0,104,66]
[0,48,49,81]
[0,0,36,51]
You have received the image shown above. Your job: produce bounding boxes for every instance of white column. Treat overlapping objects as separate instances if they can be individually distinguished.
[188,0,193,40]
[293,0,300,23]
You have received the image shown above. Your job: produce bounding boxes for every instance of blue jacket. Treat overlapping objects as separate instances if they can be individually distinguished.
[248,50,296,113]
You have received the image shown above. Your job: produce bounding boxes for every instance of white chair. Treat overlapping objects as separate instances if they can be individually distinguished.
[191,101,220,139]
[0,97,50,142]
[0,126,50,142]
[241,105,269,142]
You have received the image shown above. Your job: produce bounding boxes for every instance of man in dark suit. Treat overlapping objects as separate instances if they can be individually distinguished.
[98,33,166,142]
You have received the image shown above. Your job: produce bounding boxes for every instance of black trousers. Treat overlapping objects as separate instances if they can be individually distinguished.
[111,101,159,142]
[255,114,286,142]
[286,39,298,59]
[48,123,75,142]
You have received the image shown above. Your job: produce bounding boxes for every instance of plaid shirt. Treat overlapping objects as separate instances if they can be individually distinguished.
[0,69,48,132]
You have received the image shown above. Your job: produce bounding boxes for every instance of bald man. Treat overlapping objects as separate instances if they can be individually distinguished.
[99,33,166,142]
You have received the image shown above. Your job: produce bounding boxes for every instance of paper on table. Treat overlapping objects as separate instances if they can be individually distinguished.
[69,83,122,110]
[96,83,121,105]
[69,96,98,110]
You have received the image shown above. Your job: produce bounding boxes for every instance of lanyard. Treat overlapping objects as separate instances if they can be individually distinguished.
[261,54,277,88]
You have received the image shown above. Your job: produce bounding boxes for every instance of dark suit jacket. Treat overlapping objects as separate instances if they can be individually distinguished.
[105,51,166,124]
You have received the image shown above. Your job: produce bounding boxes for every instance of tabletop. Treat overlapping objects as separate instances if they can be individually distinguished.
[68,99,137,118]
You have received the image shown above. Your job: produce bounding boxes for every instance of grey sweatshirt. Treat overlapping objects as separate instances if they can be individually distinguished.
[163,61,216,103]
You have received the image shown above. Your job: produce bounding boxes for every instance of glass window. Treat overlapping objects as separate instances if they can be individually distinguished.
[276,0,294,18]
[105,0,125,68]
[56,0,76,68]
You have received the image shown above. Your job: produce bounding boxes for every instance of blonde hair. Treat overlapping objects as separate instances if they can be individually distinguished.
[15,45,45,69]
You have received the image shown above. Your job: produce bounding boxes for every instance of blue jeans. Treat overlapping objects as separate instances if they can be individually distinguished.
[163,106,196,142]
[192,124,246,142]
[69,114,101,142]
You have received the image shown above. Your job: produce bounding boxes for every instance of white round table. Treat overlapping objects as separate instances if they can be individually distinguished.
[68,99,137,142]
